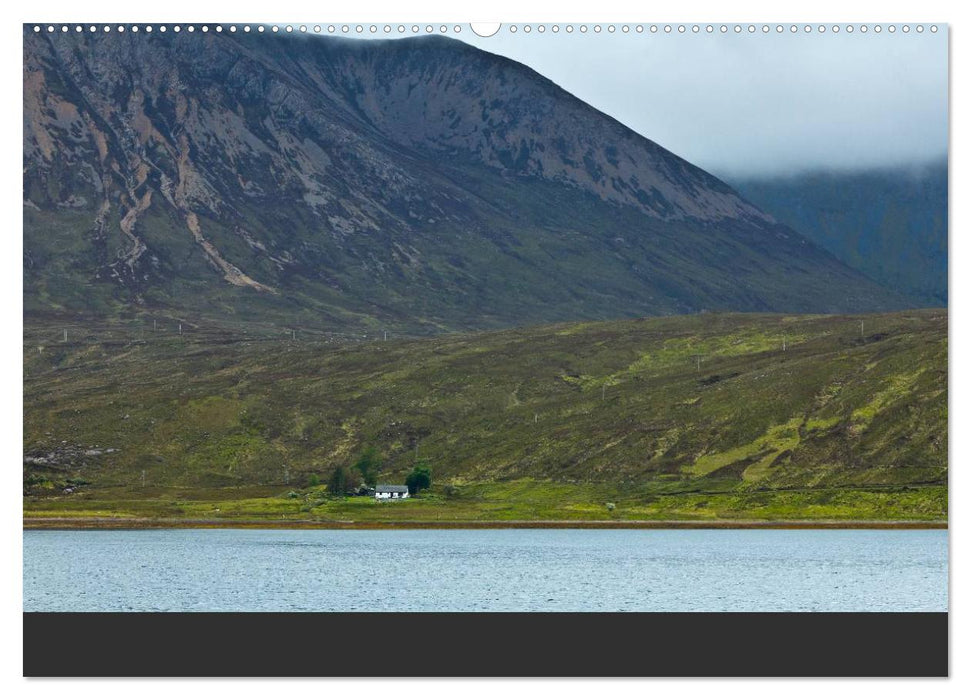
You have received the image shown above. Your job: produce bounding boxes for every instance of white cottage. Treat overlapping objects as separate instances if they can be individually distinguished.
[374,484,410,500]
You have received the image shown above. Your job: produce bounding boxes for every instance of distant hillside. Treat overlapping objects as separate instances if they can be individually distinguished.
[24,30,907,333]
[732,163,947,307]
[24,311,946,515]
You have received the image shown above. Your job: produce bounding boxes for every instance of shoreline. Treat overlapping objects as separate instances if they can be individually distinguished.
[22,517,948,530]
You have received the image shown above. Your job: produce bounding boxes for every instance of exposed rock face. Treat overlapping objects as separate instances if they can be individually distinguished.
[23,31,906,331]
[314,38,770,224]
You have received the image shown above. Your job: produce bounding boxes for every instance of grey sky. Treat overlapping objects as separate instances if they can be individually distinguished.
[446,27,948,178]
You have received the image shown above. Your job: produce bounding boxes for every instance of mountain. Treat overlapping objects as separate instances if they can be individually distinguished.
[24,30,908,333]
[24,310,946,521]
[731,163,947,307]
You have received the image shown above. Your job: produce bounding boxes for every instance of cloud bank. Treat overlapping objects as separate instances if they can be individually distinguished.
[457,27,948,178]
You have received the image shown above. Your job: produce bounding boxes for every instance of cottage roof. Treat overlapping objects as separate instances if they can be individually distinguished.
[375,484,409,493]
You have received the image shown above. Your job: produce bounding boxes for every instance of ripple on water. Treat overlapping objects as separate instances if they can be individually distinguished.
[23,529,948,612]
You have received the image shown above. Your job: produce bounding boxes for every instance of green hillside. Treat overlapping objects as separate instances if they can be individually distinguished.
[23,310,947,523]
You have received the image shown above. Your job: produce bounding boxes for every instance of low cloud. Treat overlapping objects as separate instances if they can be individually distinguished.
[459,28,948,178]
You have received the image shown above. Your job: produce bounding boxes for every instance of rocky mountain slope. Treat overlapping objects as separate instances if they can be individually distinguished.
[732,162,947,307]
[24,30,907,333]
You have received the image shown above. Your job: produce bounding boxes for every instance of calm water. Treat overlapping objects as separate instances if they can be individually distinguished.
[23,528,947,612]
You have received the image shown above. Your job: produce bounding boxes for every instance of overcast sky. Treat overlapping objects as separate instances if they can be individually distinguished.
[446,26,948,179]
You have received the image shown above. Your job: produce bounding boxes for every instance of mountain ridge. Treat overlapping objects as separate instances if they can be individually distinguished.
[24,31,909,333]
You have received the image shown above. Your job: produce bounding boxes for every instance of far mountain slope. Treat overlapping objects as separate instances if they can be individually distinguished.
[731,162,947,307]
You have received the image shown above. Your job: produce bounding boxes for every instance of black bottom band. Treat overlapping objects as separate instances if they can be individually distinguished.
[24,612,947,677]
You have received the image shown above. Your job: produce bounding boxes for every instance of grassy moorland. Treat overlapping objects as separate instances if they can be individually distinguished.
[23,310,947,525]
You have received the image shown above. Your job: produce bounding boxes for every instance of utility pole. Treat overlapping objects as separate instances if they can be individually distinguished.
[384,330,388,341]
[153,319,157,332]
[63,329,68,343]
[291,329,296,341]
[141,470,146,487]
[783,334,787,352]
[860,320,865,340]
[179,323,183,336]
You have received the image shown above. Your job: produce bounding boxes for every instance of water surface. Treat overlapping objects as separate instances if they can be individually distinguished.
[23,528,947,612]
